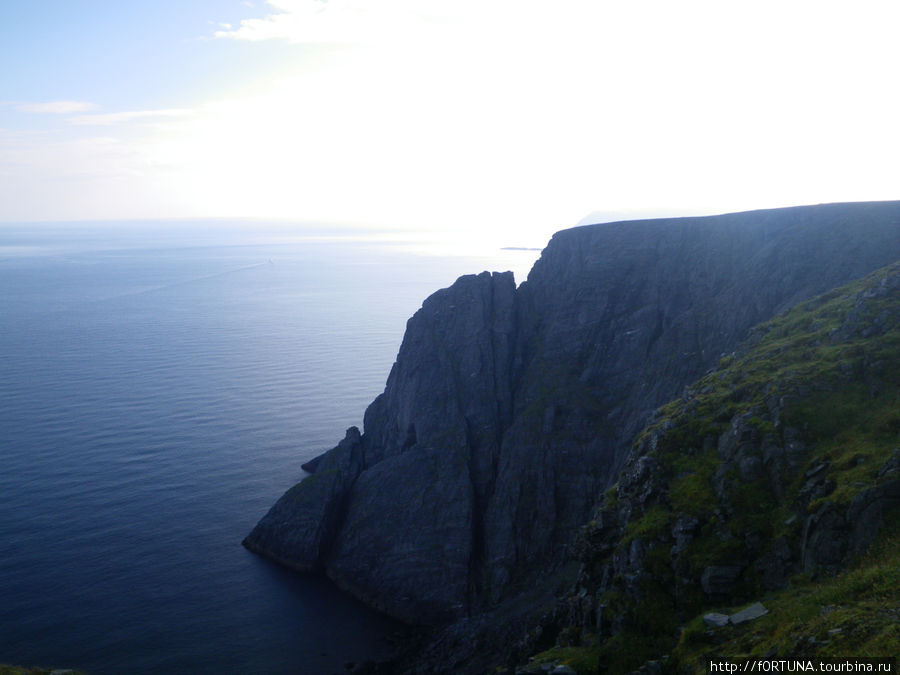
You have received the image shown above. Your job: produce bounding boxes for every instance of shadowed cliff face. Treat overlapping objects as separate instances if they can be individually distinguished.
[244,201,900,628]
[328,270,518,622]
[514,262,900,674]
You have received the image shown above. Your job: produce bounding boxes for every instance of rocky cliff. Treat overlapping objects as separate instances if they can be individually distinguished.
[244,201,900,662]
[516,260,900,674]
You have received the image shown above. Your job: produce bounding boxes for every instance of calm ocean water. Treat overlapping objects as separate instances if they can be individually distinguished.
[0,221,540,674]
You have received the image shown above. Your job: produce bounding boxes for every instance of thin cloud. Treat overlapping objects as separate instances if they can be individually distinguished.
[15,100,98,114]
[68,108,194,126]
[213,0,437,45]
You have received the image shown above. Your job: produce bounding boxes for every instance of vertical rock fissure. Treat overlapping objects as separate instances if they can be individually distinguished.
[318,470,360,568]
[464,415,483,613]
[419,286,484,616]
[645,307,665,358]
[319,439,366,568]
[465,278,496,611]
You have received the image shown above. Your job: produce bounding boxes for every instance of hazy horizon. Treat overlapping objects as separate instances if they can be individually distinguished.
[4,1,900,247]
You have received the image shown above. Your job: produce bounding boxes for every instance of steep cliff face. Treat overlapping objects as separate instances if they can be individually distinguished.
[244,201,900,631]
[518,261,900,674]
[246,270,519,624]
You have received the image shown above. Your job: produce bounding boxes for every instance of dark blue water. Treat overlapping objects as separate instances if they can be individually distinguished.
[0,222,539,674]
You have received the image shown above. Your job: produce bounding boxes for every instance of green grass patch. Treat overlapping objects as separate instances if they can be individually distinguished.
[673,514,900,671]
[668,450,719,515]
[527,642,605,674]
[621,504,673,546]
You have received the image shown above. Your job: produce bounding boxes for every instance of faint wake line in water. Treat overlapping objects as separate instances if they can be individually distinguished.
[94,261,271,302]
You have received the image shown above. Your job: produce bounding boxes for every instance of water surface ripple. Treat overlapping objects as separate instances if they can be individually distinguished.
[0,224,538,674]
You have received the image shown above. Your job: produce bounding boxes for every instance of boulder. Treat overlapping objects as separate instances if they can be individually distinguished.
[729,602,769,625]
[703,613,730,628]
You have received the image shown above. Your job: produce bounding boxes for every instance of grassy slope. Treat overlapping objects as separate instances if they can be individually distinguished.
[676,513,900,668]
[527,262,900,674]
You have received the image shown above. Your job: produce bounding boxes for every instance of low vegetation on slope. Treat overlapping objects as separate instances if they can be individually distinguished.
[518,262,900,674]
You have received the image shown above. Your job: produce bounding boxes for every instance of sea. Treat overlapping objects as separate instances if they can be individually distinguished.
[0,220,541,675]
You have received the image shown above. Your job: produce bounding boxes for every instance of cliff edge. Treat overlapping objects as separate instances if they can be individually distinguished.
[244,201,900,650]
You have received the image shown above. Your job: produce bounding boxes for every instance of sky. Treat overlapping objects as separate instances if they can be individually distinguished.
[2,0,900,244]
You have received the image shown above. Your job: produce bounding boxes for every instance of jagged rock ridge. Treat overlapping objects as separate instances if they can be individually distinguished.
[244,201,900,633]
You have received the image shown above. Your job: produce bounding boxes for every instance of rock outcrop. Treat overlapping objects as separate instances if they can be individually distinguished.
[244,201,900,657]
[517,261,899,673]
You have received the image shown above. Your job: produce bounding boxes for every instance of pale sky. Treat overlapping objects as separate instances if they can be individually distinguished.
[2,1,900,244]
